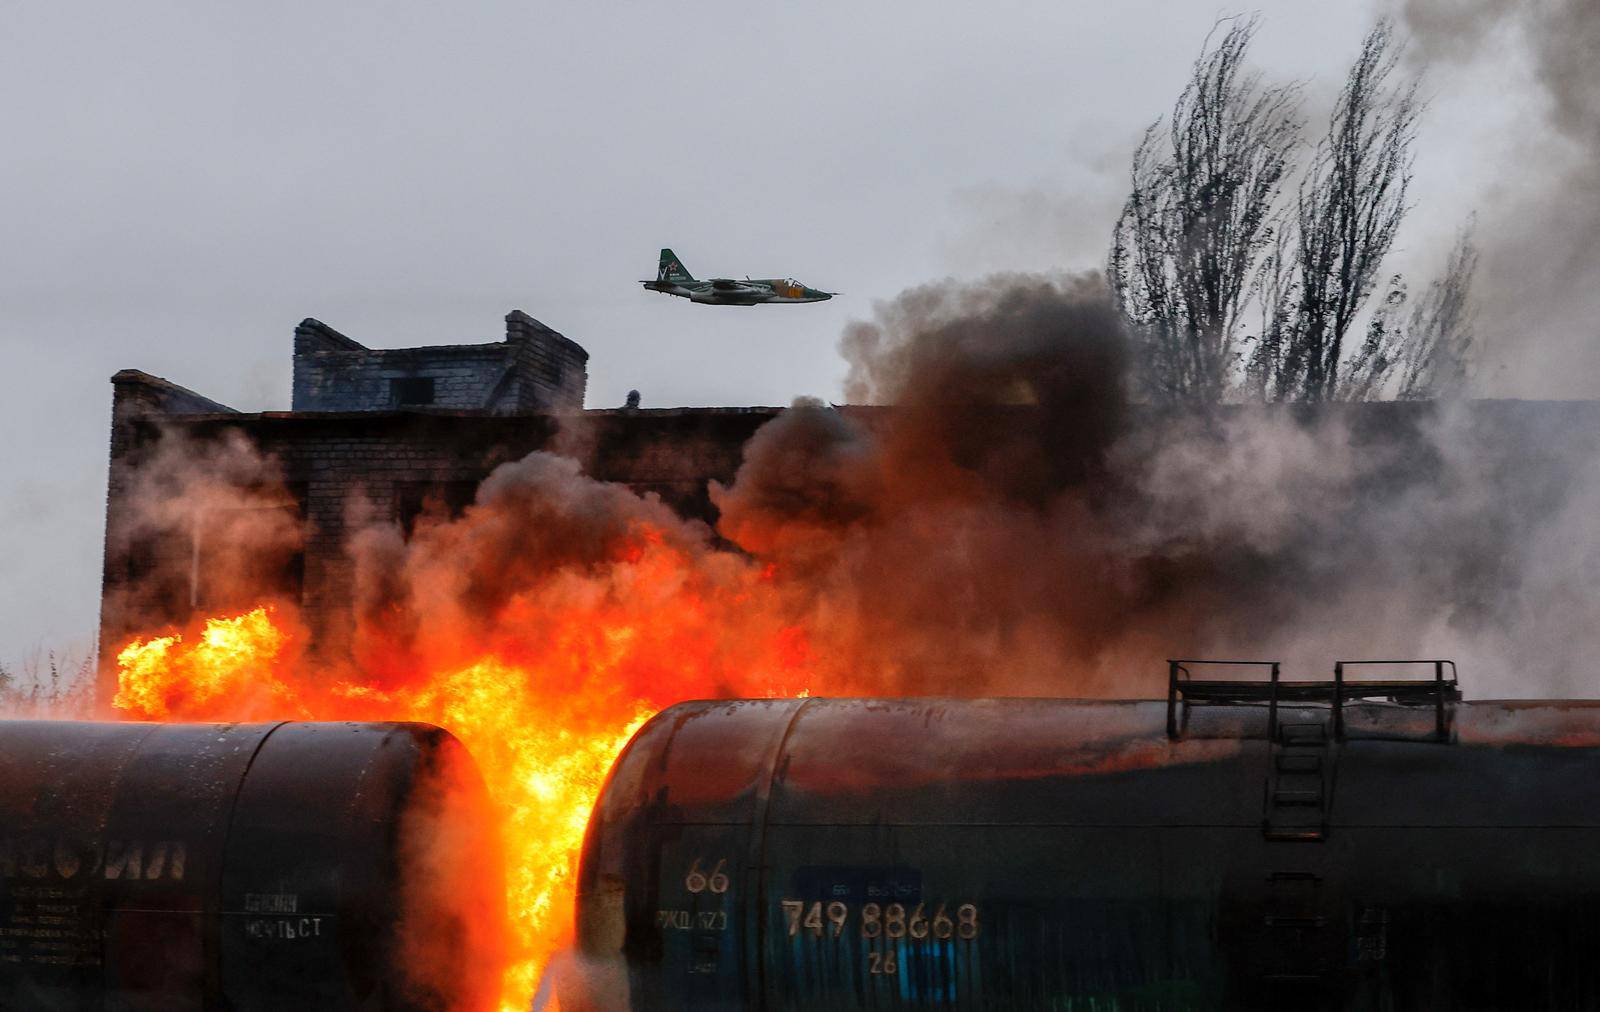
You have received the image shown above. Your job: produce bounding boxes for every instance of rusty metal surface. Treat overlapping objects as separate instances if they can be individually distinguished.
[0,720,498,1011]
[573,697,1600,1010]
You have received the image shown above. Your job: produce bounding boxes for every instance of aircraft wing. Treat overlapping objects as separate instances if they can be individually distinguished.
[709,278,757,292]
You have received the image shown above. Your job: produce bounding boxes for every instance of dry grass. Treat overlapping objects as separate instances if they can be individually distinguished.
[0,648,95,718]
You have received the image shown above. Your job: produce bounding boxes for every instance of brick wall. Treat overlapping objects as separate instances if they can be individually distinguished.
[507,310,589,411]
[291,311,587,412]
[98,371,245,688]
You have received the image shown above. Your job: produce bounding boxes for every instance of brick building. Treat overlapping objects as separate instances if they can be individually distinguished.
[291,310,589,413]
[97,310,778,703]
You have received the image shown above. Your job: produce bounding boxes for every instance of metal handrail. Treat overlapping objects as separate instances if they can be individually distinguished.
[1167,659,1281,739]
[1333,660,1458,741]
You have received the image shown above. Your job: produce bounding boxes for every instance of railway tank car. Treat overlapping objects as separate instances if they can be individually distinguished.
[0,720,503,1011]
[570,661,1600,1010]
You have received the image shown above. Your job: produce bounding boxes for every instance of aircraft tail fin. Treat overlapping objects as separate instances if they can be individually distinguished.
[657,248,694,284]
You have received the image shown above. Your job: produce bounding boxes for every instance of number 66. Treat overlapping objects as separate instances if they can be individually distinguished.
[685,858,730,894]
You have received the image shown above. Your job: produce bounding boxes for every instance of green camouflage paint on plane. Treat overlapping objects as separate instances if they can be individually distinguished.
[641,248,835,306]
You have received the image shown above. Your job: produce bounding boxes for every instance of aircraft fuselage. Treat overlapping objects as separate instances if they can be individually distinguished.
[641,250,835,306]
[642,280,833,306]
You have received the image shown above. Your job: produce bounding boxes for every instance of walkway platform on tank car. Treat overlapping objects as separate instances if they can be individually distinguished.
[1173,679,1455,703]
[1166,659,1460,741]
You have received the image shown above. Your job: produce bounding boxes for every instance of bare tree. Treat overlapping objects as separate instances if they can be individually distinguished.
[1265,21,1421,401]
[1243,224,1297,398]
[1397,224,1479,399]
[1336,275,1410,402]
[0,648,94,717]
[1109,16,1301,402]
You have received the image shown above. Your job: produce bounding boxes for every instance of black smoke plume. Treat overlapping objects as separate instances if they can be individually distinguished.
[713,272,1600,696]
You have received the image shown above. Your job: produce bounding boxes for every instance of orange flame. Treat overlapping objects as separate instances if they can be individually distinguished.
[114,607,301,718]
[331,662,655,1005]
[114,526,815,1011]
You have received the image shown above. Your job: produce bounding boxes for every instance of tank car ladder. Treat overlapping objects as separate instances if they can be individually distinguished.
[1162,659,1333,840]
[1263,693,1333,843]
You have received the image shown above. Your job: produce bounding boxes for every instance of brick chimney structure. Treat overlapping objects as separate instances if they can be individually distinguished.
[291,310,587,413]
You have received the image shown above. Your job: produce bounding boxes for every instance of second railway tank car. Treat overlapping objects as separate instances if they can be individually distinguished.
[569,663,1600,1009]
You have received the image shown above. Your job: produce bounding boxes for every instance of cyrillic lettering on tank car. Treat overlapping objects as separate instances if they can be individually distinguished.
[653,909,728,931]
[243,916,325,941]
[653,842,744,985]
[1,836,189,976]
[0,882,103,970]
[102,840,186,881]
[0,837,187,882]
[243,892,298,914]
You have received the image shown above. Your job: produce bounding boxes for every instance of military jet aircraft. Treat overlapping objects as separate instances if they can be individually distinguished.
[641,249,835,306]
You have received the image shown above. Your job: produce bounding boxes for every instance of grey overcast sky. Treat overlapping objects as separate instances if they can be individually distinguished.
[0,1,1562,667]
